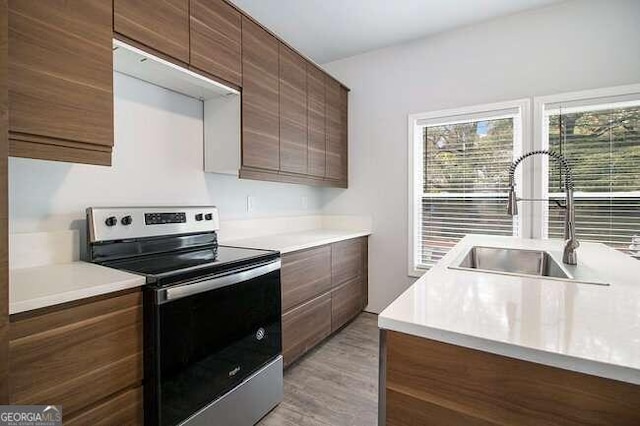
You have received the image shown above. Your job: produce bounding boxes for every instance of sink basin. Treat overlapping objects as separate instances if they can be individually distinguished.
[451,246,570,279]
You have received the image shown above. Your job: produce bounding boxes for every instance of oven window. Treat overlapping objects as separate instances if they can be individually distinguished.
[155,269,281,426]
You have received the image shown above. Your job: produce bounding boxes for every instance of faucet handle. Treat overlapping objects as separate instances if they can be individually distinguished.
[507,187,518,216]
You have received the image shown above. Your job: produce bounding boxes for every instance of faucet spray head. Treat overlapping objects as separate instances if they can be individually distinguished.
[507,186,518,216]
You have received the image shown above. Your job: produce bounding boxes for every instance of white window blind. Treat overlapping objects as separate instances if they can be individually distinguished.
[417,111,522,270]
[544,101,640,259]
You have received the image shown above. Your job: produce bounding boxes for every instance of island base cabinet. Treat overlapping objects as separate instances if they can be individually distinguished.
[383,330,640,426]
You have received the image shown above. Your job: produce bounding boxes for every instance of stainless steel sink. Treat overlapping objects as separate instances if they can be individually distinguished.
[451,246,570,279]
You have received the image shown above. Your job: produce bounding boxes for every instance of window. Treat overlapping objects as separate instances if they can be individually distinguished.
[409,100,529,275]
[409,86,640,276]
[538,86,640,259]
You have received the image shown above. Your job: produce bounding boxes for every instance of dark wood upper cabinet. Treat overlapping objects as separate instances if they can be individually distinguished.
[114,0,190,63]
[241,16,280,172]
[8,0,113,166]
[325,78,340,180]
[307,65,326,178]
[279,44,307,175]
[325,78,348,185]
[190,0,242,87]
[6,0,350,181]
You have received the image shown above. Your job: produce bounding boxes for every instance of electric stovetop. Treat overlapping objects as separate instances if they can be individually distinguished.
[103,245,278,286]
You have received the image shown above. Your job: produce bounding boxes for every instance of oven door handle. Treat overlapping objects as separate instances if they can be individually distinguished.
[157,259,281,304]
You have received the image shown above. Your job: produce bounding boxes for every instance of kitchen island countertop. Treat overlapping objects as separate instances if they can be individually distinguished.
[379,235,640,385]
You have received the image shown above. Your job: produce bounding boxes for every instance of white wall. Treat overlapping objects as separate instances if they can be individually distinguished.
[322,0,640,312]
[10,73,324,234]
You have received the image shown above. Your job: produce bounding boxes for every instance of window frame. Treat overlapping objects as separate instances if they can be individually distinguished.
[532,83,640,239]
[407,99,531,277]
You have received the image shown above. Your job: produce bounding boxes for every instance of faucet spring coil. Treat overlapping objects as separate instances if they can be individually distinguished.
[508,150,574,190]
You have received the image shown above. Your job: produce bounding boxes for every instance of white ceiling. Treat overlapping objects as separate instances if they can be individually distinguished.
[229,0,565,64]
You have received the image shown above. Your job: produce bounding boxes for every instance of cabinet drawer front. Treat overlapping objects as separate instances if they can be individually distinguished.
[10,291,142,339]
[282,292,332,367]
[331,238,363,287]
[190,0,242,86]
[114,0,190,63]
[386,388,494,426]
[9,0,113,150]
[331,277,363,333]
[64,386,143,426]
[9,291,143,417]
[282,245,331,311]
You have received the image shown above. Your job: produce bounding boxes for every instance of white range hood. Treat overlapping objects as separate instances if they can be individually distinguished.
[113,39,241,175]
[113,39,239,99]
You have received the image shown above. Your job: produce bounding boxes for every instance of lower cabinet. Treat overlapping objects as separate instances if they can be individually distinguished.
[281,237,368,367]
[282,292,332,367]
[8,289,143,423]
[331,238,363,287]
[331,277,364,333]
[383,330,640,425]
[281,245,331,312]
[65,386,143,426]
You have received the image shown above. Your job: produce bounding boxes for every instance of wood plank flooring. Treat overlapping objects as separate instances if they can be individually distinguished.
[259,313,379,426]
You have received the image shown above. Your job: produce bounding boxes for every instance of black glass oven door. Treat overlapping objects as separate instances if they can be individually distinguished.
[145,260,282,426]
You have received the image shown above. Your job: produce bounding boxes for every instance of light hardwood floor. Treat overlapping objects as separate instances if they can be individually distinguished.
[259,313,379,426]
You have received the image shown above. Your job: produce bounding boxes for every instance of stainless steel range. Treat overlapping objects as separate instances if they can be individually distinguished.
[86,206,283,426]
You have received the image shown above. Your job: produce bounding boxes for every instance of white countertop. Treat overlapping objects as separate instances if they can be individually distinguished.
[10,262,146,315]
[379,235,640,385]
[8,221,372,315]
[222,229,371,253]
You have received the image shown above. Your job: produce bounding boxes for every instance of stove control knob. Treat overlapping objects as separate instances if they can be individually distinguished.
[105,216,117,227]
[121,215,133,226]
[205,213,213,221]
[195,213,204,221]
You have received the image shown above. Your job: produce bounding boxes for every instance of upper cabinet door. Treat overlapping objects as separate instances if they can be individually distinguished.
[340,86,348,184]
[114,0,190,63]
[325,78,348,184]
[190,0,241,87]
[8,0,113,166]
[279,44,307,175]
[307,65,326,178]
[241,17,279,171]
